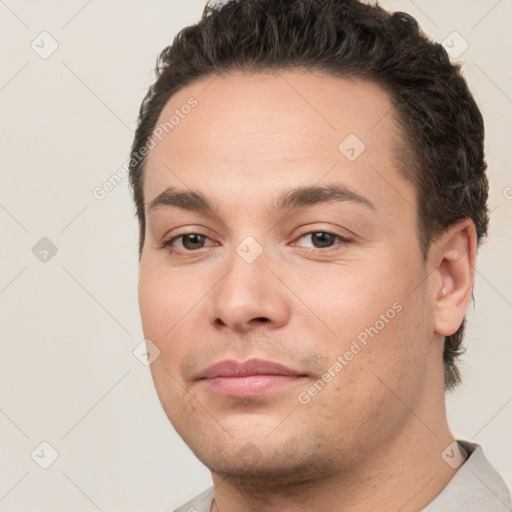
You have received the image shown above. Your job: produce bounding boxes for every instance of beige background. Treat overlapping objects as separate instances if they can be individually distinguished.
[0,0,510,510]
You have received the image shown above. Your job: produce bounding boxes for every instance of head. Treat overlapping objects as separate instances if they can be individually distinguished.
[129,0,488,484]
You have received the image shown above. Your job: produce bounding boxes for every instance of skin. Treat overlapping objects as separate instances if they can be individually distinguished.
[138,70,477,511]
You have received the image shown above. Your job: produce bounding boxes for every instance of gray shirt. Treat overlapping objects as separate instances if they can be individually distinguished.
[173,441,511,511]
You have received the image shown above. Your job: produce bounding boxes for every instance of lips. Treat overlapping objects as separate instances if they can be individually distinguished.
[198,358,308,398]
[199,358,302,379]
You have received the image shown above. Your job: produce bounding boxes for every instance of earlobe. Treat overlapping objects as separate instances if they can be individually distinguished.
[432,220,477,337]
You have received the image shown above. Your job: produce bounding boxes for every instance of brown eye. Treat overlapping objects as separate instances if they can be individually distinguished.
[296,231,351,250]
[180,234,206,250]
[310,232,337,248]
[164,233,211,252]
[298,231,352,253]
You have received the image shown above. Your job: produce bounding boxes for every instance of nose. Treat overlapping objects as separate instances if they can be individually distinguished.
[209,242,291,333]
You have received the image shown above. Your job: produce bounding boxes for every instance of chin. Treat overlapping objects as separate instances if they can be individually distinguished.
[186,430,338,489]
[201,451,330,489]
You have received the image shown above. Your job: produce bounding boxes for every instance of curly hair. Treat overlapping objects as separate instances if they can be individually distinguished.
[128,0,489,390]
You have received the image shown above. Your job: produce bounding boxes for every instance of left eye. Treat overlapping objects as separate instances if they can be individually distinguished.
[295,231,350,250]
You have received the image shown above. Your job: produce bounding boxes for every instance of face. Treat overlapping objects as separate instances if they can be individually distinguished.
[138,71,438,484]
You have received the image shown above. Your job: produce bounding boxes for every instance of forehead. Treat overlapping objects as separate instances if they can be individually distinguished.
[143,70,412,219]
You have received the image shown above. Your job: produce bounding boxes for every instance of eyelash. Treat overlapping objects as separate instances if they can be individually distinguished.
[162,230,352,255]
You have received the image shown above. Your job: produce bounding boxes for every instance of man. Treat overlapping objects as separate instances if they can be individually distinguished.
[128,0,511,510]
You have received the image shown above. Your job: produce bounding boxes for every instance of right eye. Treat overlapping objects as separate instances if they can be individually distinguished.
[163,232,217,253]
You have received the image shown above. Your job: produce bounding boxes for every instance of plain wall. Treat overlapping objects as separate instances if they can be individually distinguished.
[0,0,510,510]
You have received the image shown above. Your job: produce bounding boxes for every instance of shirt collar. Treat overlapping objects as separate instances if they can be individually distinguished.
[422,440,511,511]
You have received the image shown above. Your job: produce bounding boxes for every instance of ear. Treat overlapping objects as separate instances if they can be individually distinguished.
[429,220,477,337]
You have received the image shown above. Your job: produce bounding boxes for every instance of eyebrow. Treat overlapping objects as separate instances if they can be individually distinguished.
[148,184,375,215]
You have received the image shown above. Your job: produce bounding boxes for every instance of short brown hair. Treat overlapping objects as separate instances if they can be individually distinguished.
[128,0,489,390]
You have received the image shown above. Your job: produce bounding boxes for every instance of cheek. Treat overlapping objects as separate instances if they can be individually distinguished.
[138,268,169,339]
[288,259,409,342]
[138,266,190,419]
[301,294,432,443]
[138,264,187,367]
[138,259,195,335]
[289,254,431,383]
[138,262,212,381]
[340,279,432,409]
